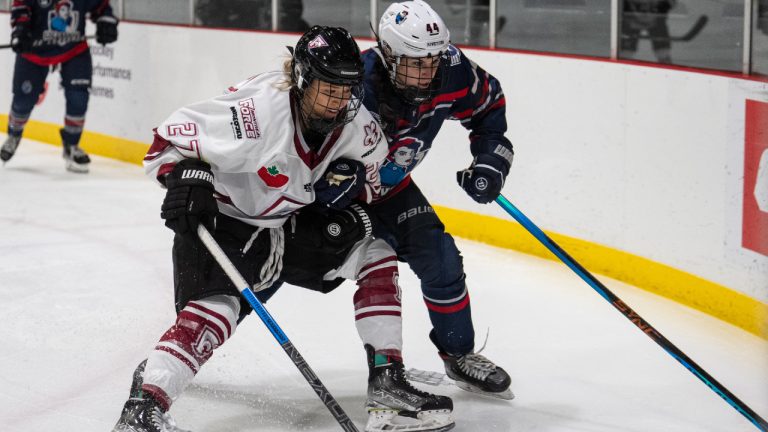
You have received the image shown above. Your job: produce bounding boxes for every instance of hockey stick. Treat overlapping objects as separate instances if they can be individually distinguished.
[634,15,708,42]
[197,225,360,432]
[494,194,768,431]
[0,34,95,50]
[670,15,708,42]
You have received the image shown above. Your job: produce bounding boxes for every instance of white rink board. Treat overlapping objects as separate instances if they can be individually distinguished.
[0,21,766,302]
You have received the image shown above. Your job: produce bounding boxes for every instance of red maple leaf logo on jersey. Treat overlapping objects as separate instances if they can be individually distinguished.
[258,165,289,188]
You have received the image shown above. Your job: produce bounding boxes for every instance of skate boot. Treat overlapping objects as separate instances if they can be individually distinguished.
[62,143,90,173]
[1,135,21,163]
[365,345,454,432]
[431,331,513,400]
[112,360,190,432]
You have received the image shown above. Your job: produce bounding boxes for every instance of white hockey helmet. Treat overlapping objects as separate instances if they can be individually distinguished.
[378,1,450,59]
[377,1,451,104]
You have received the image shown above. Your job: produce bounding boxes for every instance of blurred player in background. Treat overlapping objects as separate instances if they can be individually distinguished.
[2,0,118,173]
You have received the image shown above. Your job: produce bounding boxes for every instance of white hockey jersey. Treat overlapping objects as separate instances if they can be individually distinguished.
[144,71,387,228]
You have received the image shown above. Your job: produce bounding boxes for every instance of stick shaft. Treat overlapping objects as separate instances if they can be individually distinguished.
[197,225,359,432]
[495,194,767,431]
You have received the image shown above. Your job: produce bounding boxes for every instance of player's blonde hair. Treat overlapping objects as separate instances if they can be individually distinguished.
[274,57,295,91]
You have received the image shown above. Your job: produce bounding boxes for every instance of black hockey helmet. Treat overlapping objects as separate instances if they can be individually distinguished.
[290,26,365,135]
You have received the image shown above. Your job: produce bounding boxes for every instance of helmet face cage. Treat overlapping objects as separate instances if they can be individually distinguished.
[296,78,364,136]
[291,26,365,135]
[380,41,449,105]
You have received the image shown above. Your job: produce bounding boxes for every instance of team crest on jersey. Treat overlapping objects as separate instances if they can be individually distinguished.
[363,121,381,147]
[42,0,81,46]
[49,1,78,32]
[308,35,328,50]
[258,165,290,188]
[379,137,427,188]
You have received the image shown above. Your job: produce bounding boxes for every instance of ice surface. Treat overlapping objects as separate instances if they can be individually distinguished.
[0,137,766,431]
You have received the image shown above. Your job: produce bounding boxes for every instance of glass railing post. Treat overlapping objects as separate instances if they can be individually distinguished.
[610,0,619,60]
[744,0,754,75]
[370,0,378,37]
[272,0,279,31]
[489,0,497,49]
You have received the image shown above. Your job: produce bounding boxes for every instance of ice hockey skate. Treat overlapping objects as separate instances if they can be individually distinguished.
[62,143,90,173]
[438,351,514,400]
[1,135,21,163]
[112,360,190,432]
[430,331,513,400]
[365,345,455,432]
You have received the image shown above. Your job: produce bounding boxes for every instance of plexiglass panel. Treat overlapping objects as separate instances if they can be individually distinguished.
[292,0,372,36]
[620,0,743,72]
[194,0,271,30]
[124,0,191,24]
[496,0,612,57]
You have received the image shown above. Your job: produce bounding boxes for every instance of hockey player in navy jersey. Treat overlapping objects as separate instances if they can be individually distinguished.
[2,0,118,173]
[362,1,514,399]
[112,26,453,432]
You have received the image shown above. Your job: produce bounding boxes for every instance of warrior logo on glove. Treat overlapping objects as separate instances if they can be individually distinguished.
[326,222,343,238]
[474,177,489,191]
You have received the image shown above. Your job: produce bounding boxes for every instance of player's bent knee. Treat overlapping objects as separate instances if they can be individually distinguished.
[166,295,240,367]
[64,87,90,115]
[11,93,39,114]
[406,229,464,288]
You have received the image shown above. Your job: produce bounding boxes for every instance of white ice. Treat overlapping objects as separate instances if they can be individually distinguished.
[0,138,766,432]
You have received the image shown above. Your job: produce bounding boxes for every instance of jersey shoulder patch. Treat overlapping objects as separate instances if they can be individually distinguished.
[446,44,462,67]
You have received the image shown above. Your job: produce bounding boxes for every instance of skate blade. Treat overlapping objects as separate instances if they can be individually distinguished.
[65,160,90,174]
[454,380,515,401]
[366,408,455,432]
[405,369,454,386]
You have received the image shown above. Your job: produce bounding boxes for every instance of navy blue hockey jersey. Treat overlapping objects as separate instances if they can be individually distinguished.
[361,45,512,198]
[10,0,114,66]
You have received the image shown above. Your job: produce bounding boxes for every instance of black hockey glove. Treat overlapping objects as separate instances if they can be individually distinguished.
[10,23,33,54]
[314,158,366,211]
[160,159,218,236]
[320,203,373,251]
[457,139,514,204]
[95,15,119,45]
[287,202,373,255]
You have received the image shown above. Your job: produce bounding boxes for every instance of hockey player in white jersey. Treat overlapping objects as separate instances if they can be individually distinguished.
[111,26,453,432]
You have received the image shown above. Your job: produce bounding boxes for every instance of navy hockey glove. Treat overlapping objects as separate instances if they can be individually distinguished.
[161,159,218,236]
[95,16,118,45]
[10,24,33,53]
[457,138,514,203]
[314,158,366,210]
